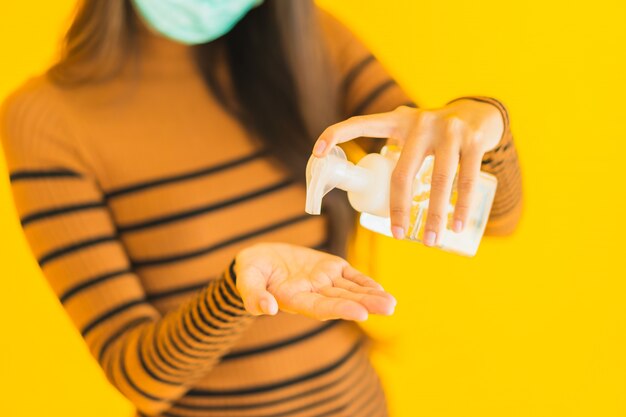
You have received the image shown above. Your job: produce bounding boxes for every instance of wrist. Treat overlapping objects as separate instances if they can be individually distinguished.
[447,96,507,151]
[224,257,247,306]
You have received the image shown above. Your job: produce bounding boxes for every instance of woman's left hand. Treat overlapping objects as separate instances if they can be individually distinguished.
[312,99,504,246]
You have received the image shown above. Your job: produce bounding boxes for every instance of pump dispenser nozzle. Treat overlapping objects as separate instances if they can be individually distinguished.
[305,146,349,215]
[305,145,392,217]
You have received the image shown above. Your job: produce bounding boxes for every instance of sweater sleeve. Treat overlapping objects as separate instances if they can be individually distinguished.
[0,81,255,416]
[319,11,522,233]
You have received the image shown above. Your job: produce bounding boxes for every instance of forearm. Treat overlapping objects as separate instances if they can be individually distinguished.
[100,261,254,415]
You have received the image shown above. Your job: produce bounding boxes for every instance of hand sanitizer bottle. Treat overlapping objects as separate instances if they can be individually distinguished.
[305,145,497,257]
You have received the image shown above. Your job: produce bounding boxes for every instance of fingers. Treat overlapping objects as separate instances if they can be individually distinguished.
[341,265,384,290]
[423,121,462,246]
[389,117,432,238]
[286,292,369,322]
[333,277,384,295]
[453,149,483,232]
[235,265,278,316]
[318,286,396,316]
[312,111,401,157]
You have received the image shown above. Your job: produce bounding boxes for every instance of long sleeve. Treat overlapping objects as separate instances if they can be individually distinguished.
[319,10,522,233]
[1,82,255,416]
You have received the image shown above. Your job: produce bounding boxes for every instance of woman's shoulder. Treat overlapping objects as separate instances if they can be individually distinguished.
[1,73,77,167]
[3,73,66,107]
[316,7,373,72]
[317,7,354,51]
[2,74,69,134]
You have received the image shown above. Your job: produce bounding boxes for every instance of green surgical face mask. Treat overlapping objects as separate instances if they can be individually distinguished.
[132,0,264,45]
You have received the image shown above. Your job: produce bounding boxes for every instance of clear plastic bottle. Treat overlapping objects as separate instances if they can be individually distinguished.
[305,145,497,257]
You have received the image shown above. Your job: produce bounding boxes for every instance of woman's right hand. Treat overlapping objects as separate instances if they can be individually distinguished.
[235,243,396,321]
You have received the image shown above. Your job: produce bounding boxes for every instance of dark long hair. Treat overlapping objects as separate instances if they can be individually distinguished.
[49,0,354,256]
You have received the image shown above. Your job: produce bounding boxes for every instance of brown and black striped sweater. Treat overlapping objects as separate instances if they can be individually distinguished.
[0,10,522,417]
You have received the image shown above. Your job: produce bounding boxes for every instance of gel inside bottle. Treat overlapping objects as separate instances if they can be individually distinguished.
[305,145,497,257]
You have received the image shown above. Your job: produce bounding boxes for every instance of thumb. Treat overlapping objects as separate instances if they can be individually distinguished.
[235,265,278,316]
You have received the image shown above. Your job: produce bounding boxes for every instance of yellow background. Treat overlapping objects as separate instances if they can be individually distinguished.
[1,1,625,416]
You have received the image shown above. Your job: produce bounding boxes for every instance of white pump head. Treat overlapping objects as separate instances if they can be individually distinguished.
[305,146,370,215]
[305,146,347,215]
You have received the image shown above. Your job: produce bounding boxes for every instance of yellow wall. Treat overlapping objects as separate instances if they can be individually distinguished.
[1,1,624,416]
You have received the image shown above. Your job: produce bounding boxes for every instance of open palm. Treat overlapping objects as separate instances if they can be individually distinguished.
[235,243,396,321]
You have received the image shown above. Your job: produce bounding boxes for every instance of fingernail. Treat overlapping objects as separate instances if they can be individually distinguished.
[259,299,268,314]
[424,231,437,246]
[268,300,278,315]
[391,226,405,239]
[313,141,327,155]
[386,297,397,315]
[453,220,463,233]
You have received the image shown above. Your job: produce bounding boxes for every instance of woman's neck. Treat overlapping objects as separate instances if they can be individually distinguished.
[131,12,198,77]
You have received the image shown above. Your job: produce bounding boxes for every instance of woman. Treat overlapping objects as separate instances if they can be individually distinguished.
[1,1,522,416]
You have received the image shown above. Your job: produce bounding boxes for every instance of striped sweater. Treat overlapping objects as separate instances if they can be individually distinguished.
[0,9,521,417]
